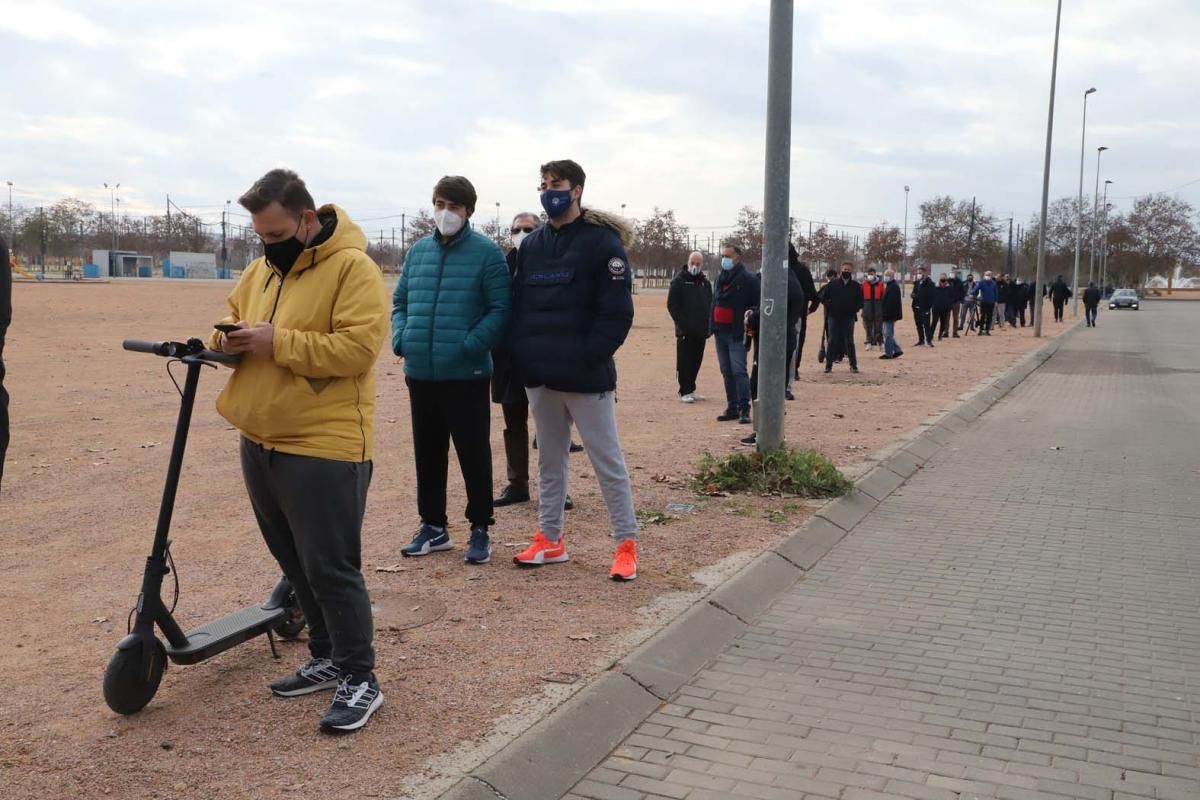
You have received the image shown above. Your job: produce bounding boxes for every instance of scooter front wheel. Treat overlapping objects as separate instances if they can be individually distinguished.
[103,640,167,715]
[272,606,307,639]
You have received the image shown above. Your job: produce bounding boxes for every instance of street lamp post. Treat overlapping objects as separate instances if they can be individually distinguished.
[1071,87,1096,317]
[115,197,121,251]
[103,182,120,252]
[1097,181,1112,289]
[756,0,793,453]
[1089,146,1108,290]
[902,185,910,297]
[1033,0,1063,338]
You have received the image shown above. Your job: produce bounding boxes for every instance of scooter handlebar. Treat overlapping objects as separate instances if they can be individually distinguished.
[122,339,241,366]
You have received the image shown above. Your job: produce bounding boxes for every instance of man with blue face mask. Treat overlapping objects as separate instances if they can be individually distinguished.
[710,243,759,424]
[509,159,640,582]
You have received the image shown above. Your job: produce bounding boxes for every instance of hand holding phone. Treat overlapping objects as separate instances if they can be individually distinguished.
[214,322,243,334]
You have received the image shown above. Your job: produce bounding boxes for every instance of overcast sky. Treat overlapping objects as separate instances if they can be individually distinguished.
[2,0,1197,239]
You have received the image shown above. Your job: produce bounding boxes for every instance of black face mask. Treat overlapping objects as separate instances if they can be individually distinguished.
[263,218,306,273]
[841,271,852,280]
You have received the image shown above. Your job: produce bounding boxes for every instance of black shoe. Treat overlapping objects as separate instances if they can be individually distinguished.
[892,351,903,360]
[879,354,893,360]
[494,484,530,507]
[320,673,383,733]
[564,494,575,511]
[785,389,795,401]
[717,410,739,422]
[850,366,859,373]
[824,367,832,373]
[739,409,752,424]
[927,342,934,348]
[740,432,757,447]
[464,526,492,564]
[270,657,341,698]
[569,442,584,454]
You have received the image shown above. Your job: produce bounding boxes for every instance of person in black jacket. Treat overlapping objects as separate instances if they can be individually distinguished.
[879,268,904,359]
[711,243,759,424]
[667,251,713,402]
[822,262,863,373]
[1083,281,1101,327]
[492,213,579,509]
[932,273,956,340]
[949,272,964,337]
[1050,275,1072,322]
[911,266,936,347]
[1009,277,1028,327]
[0,234,10,493]
[510,159,639,581]
[787,245,819,396]
[741,265,804,446]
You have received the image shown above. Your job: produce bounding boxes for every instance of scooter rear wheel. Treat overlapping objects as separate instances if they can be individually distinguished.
[103,640,167,715]
[272,606,306,639]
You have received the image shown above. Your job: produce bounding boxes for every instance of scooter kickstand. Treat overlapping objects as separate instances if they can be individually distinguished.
[266,628,280,659]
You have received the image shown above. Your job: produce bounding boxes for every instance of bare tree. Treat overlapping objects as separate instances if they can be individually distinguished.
[865,225,904,266]
[631,207,690,278]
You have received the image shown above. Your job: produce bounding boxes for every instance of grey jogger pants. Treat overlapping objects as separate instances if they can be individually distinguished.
[526,387,638,543]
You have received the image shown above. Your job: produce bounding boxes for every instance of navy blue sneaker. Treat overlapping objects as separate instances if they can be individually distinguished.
[401,523,452,557]
[464,526,492,564]
[320,673,383,733]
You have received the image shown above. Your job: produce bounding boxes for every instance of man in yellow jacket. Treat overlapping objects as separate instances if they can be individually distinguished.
[212,169,389,733]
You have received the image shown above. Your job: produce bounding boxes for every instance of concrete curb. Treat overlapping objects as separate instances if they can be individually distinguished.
[435,326,1076,800]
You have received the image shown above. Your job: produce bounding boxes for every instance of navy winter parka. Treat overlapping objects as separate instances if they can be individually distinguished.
[511,209,634,394]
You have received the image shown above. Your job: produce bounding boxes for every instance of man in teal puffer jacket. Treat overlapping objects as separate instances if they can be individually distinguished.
[392,176,512,564]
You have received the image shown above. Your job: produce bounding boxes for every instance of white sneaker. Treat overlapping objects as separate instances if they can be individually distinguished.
[692,393,705,401]
[680,393,696,404]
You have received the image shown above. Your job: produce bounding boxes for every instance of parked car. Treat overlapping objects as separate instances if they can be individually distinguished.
[1109,289,1140,310]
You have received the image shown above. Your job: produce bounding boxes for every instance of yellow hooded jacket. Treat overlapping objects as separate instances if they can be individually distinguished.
[210,205,389,462]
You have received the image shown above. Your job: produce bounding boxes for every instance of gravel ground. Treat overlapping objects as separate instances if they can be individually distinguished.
[0,280,1065,799]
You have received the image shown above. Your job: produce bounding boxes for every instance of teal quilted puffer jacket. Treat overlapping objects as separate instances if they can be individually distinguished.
[392,227,511,381]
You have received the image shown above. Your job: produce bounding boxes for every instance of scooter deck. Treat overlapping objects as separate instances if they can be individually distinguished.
[165,603,286,665]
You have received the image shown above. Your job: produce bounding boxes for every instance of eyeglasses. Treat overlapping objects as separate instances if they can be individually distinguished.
[511,226,535,234]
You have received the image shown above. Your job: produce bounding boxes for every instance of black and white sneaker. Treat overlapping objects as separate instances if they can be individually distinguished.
[320,673,384,733]
[270,656,341,698]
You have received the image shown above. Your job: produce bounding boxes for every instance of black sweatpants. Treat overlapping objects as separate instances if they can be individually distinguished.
[933,309,952,339]
[913,307,933,344]
[978,302,995,334]
[240,439,375,676]
[1053,299,1065,322]
[407,377,494,528]
[501,398,529,489]
[676,335,706,396]
[826,317,857,370]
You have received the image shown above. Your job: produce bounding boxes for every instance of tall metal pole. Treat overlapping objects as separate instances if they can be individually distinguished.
[756,0,793,454]
[1088,146,1108,288]
[1007,218,1014,275]
[1033,0,1063,338]
[902,185,909,297]
[1072,88,1096,316]
[1098,181,1111,289]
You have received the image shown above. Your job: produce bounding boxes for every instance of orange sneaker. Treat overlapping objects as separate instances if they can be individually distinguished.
[513,531,569,566]
[610,539,638,581]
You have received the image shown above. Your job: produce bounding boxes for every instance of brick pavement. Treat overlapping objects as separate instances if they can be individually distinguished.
[566,304,1200,800]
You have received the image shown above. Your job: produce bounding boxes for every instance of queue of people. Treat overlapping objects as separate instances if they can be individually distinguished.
[666,251,1083,448]
[209,160,638,734]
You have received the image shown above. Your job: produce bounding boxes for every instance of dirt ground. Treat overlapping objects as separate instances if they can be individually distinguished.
[0,280,1066,799]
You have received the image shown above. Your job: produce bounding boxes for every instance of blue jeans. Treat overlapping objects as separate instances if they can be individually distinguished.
[713,329,750,413]
[881,321,900,357]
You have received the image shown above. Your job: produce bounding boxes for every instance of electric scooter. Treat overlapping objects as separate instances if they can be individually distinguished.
[103,338,306,715]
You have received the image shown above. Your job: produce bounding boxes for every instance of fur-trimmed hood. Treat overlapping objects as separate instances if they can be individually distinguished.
[581,208,635,247]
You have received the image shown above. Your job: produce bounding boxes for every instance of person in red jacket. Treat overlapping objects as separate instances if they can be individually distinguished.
[860,267,885,348]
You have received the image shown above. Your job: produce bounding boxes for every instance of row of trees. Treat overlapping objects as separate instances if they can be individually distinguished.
[5,194,1197,286]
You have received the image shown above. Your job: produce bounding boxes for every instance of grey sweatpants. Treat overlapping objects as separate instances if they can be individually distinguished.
[526,387,638,542]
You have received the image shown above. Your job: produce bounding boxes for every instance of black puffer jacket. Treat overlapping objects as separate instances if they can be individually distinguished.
[822,277,863,320]
[912,277,935,310]
[667,266,713,338]
[491,247,524,404]
[710,263,760,339]
[881,279,903,322]
[512,209,634,393]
